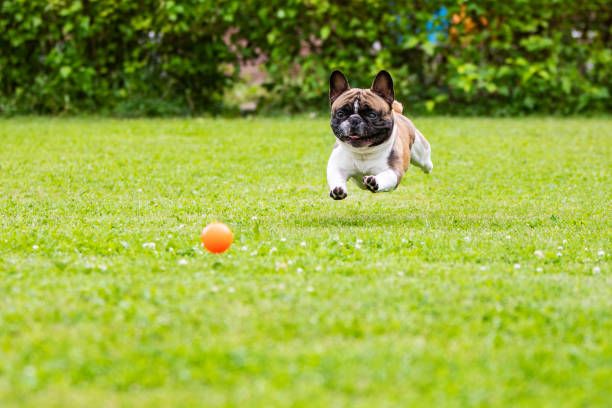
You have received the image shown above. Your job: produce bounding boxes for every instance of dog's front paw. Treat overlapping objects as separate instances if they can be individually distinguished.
[363,175,379,192]
[329,186,347,200]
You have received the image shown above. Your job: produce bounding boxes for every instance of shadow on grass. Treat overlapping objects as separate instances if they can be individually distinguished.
[289,212,428,228]
[287,207,567,231]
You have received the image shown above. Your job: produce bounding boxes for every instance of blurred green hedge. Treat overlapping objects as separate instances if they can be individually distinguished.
[0,0,234,115]
[1,0,610,115]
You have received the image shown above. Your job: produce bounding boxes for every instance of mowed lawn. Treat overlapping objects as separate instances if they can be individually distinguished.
[0,116,610,407]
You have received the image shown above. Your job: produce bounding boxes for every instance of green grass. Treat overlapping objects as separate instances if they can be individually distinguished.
[0,116,610,407]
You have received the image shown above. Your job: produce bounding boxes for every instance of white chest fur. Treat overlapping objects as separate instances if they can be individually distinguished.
[327,125,399,195]
[331,126,396,175]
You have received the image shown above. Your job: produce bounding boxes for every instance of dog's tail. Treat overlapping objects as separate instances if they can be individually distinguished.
[392,100,403,114]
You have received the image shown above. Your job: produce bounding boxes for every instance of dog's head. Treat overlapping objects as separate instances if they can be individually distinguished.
[329,70,395,148]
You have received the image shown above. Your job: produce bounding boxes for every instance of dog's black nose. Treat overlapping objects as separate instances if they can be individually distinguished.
[348,114,361,126]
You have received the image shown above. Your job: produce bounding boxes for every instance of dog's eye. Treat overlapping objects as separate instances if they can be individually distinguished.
[336,111,347,119]
[366,111,378,119]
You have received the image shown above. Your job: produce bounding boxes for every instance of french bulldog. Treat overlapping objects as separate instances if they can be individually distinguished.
[327,70,433,200]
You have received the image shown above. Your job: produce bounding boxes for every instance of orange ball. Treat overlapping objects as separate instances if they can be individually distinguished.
[200,222,233,253]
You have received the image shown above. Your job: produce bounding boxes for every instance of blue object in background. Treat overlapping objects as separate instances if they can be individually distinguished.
[426,6,449,44]
[389,4,449,46]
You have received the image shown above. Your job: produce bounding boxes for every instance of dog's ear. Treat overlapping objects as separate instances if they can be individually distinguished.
[329,71,350,104]
[371,70,394,105]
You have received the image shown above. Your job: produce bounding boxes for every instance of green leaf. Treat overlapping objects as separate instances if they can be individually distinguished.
[320,26,331,40]
[425,100,435,112]
[561,77,571,94]
[402,36,420,49]
[60,66,72,79]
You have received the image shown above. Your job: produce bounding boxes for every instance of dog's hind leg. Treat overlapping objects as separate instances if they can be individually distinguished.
[410,129,433,173]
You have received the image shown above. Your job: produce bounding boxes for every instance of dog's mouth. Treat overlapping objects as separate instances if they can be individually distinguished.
[345,134,376,145]
[345,137,377,148]
[341,130,390,147]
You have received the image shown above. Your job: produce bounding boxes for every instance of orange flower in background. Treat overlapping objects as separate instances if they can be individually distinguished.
[450,4,488,40]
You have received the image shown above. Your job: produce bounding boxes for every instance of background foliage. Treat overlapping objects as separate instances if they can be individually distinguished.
[1,0,610,115]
